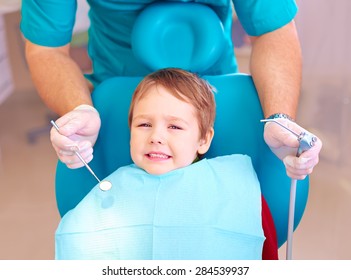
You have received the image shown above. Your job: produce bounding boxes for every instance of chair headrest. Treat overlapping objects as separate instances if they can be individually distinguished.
[131,2,225,73]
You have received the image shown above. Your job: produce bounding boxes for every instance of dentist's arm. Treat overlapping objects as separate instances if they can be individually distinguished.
[249,21,322,178]
[250,20,302,119]
[25,40,93,115]
[25,40,100,168]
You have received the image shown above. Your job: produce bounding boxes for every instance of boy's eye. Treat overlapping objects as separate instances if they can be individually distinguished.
[138,123,151,127]
[169,125,181,130]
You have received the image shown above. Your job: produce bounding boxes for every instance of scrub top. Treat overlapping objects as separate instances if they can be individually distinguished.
[20,0,297,87]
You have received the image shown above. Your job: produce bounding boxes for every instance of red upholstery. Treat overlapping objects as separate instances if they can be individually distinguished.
[262,195,279,260]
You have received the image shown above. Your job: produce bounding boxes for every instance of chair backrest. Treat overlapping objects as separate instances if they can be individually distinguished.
[55,2,309,248]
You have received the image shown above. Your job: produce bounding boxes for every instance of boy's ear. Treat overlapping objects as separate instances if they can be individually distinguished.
[198,128,214,155]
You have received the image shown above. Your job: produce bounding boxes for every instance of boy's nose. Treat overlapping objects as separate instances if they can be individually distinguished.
[151,139,163,144]
[149,129,165,145]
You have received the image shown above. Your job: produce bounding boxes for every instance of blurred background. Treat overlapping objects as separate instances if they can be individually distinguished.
[1,0,350,260]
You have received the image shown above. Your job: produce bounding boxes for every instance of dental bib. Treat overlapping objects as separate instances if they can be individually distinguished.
[55,154,265,260]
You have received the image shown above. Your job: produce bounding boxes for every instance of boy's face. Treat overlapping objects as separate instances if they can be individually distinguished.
[130,85,212,175]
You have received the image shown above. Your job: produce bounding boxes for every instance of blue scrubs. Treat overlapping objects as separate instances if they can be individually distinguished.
[20,0,297,86]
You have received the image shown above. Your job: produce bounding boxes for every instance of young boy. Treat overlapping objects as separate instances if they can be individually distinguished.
[55,68,269,260]
[128,68,215,175]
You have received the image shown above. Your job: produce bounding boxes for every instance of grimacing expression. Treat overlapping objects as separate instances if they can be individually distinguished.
[130,85,213,175]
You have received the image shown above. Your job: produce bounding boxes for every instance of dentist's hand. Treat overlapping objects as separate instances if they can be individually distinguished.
[50,104,101,169]
[263,118,322,180]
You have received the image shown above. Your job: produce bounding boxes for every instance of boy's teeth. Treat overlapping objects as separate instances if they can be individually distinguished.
[149,153,168,158]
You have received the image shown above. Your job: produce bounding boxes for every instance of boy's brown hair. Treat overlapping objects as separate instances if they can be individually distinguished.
[128,68,216,139]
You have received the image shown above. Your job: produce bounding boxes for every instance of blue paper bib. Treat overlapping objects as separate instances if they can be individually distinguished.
[55,154,265,259]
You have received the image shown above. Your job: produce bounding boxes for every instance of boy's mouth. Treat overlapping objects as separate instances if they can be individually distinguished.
[146,153,171,159]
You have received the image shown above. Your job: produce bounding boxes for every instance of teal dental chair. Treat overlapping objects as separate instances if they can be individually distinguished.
[55,2,309,250]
